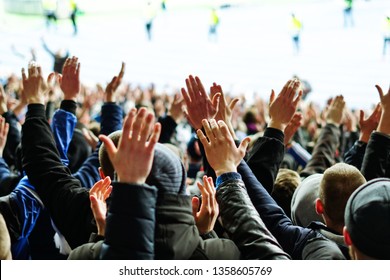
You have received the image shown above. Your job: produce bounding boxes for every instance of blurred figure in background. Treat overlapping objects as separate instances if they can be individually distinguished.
[42,0,58,30]
[144,2,157,41]
[69,0,78,36]
[290,13,303,55]
[382,13,390,56]
[208,8,220,42]
[343,0,354,28]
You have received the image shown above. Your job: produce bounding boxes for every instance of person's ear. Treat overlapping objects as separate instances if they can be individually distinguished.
[343,226,352,246]
[98,167,105,180]
[315,198,324,215]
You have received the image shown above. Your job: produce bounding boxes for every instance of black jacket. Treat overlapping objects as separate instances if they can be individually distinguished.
[216,174,290,260]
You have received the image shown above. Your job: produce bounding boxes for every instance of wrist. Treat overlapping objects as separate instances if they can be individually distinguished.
[359,132,371,143]
[117,175,146,185]
[63,97,77,102]
[215,166,237,177]
[27,98,45,105]
[268,120,286,132]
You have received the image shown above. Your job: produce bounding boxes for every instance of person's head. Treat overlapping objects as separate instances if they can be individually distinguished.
[291,173,324,227]
[343,178,390,260]
[99,130,187,195]
[316,163,366,233]
[271,168,301,218]
[0,213,11,260]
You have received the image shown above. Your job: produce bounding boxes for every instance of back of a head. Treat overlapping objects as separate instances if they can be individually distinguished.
[291,173,324,227]
[319,163,366,227]
[272,168,301,218]
[345,178,390,260]
[0,213,11,260]
[99,130,187,195]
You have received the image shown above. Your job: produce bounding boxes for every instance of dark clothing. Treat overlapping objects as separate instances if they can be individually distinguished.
[42,42,69,73]
[22,104,240,259]
[361,132,390,181]
[158,115,177,144]
[22,104,95,249]
[0,158,20,197]
[242,126,345,259]
[216,173,290,260]
[2,111,21,171]
[344,140,367,170]
[69,192,241,260]
[100,183,158,260]
[300,123,340,178]
[246,127,284,194]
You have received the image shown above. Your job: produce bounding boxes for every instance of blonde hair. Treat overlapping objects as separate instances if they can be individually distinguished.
[319,163,366,226]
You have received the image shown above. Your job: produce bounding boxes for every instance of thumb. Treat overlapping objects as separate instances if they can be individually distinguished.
[192,196,200,218]
[229,98,240,111]
[359,110,364,123]
[269,89,275,105]
[98,134,117,164]
[238,137,251,155]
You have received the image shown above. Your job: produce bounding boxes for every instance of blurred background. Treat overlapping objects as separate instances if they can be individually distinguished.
[0,0,389,109]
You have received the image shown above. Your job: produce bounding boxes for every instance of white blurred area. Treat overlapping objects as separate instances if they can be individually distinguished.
[0,0,389,109]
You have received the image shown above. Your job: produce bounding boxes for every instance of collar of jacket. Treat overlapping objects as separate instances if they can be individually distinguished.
[154,194,200,260]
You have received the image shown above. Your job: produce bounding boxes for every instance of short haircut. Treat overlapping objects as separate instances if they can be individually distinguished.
[319,163,366,226]
[272,168,301,218]
[99,130,122,179]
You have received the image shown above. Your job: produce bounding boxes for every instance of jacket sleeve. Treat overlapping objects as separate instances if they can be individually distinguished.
[21,104,95,249]
[0,157,19,196]
[300,123,340,177]
[237,160,315,259]
[2,111,21,168]
[100,183,157,260]
[245,127,285,194]
[50,100,77,166]
[361,132,390,181]
[216,172,290,260]
[343,140,367,170]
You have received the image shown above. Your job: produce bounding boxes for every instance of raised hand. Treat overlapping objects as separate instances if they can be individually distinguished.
[268,79,302,131]
[325,95,345,126]
[21,62,46,104]
[58,57,81,101]
[105,62,125,103]
[99,107,161,184]
[210,82,240,139]
[181,75,220,130]
[197,119,250,177]
[89,176,113,236]
[192,175,219,235]
[375,84,390,134]
[284,112,303,145]
[167,93,185,123]
[359,103,381,143]
[0,116,9,157]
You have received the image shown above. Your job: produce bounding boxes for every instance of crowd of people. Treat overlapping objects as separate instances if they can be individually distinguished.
[0,55,389,261]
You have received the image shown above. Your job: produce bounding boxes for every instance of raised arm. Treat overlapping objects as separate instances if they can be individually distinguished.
[197,119,290,259]
[21,62,94,249]
[300,95,345,177]
[99,107,161,259]
[344,104,380,169]
[246,79,302,192]
[74,63,125,188]
[361,85,390,180]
